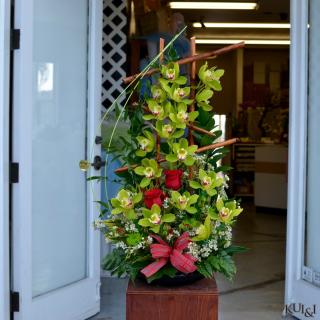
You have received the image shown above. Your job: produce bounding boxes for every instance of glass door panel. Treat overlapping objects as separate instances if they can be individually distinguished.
[31,0,89,297]
[305,0,320,282]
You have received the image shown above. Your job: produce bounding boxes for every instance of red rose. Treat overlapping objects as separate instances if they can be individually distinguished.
[144,189,166,209]
[164,169,183,190]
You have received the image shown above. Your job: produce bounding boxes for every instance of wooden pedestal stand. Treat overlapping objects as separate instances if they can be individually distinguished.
[126,278,218,320]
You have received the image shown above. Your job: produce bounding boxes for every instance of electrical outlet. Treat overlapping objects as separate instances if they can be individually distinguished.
[302,266,313,283]
[313,271,320,286]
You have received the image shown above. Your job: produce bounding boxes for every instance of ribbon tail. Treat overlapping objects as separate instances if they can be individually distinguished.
[140,258,168,278]
[170,249,198,274]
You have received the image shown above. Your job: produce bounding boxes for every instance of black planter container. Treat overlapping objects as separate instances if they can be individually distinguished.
[142,271,204,286]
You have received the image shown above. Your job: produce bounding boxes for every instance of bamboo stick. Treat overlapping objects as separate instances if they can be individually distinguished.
[123,42,245,84]
[114,138,239,174]
[196,138,239,153]
[188,36,196,146]
[188,37,196,179]
[188,124,215,136]
[156,38,165,162]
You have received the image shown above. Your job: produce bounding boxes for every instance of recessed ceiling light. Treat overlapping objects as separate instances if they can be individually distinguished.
[169,2,258,10]
[193,22,291,29]
[195,39,290,45]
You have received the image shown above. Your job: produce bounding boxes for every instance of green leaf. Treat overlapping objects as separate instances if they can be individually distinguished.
[133,192,142,204]
[199,103,213,111]
[211,80,222,91]
[189,194,199,204]
[134,166,145,176]
[224,245,248,256]
[175,76,187,85]
[161,214,176,223]
[96,200,111,209]
[136,150,146,157]
[87,176,107,181]
[126,233,142,246]
[196,89,213,102]
[166,154,178,163]
[218,255,236,280]
[216,197,224,211]
[184,155,195,166]
[216,165,233,172]
[186,207,197,214]
[143,114,154,121]
[111,208,122,215]
[140,177,150,188]
[126,209,137,220]
[189,181,201,189]
[138,218,152,227]
[214,69,225,78]
[150,225,160,233]
[146,266,177,283]
[207,189,217,196]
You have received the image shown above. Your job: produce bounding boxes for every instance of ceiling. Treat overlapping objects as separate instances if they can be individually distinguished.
[169,0,290,23]
[167,0,290,44]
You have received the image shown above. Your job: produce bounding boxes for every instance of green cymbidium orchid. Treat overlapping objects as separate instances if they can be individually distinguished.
[166,138,198,166]
[169,103,199,129]
[171,85,192,104]
[171,191,199,214]
[189,169,224,196]
[196,88,214,111]
[138,204,176,233]
[208,197,243,224]
[134,159,162,188]
[111,189,142,219]
[151,85,167,102]
[143,100,166,121]
[198,62,224,91]
[192,215,212,241]
[155,120,184,139]
[136,130,155,157]
[160,62,187,85]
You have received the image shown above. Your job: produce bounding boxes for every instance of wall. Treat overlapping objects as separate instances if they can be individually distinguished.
[102,0,127,111]
[101,0,128,275]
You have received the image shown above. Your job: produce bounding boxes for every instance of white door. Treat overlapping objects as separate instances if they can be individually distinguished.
[11,0,102,319]
[0,0,11,319]
[285,0,320,318]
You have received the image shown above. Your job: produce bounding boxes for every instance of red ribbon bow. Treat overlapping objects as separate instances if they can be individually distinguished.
[141,232,198,278]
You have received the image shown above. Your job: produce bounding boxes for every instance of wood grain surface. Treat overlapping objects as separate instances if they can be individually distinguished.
[126,278,218,320]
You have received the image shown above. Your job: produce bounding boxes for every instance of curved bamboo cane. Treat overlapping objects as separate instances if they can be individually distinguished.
[123,42,245,84]
[114,138,239,174]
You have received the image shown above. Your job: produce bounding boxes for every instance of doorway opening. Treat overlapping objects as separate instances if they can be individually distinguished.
[94,0,291,319]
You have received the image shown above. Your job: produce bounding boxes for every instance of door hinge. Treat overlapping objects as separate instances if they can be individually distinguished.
[10,29,20,50]
[10,291,20,312]
[10,162,19,183]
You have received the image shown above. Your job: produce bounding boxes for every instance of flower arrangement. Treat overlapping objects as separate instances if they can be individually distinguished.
[94,56,245,283]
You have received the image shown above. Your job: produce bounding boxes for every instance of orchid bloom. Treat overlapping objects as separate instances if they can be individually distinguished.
[111,189,142,219]
[136,130,155,157]
[134,159,162,188]
[138,204,175,233]
[166,138,198,166]
[189,169,224,196]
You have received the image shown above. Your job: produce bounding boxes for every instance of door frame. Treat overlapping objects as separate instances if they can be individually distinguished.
[10,0,103,319]
[285,0,320,311]
[0,0,11,319]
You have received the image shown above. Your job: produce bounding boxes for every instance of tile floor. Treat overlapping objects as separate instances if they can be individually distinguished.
[90,203,295,320]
